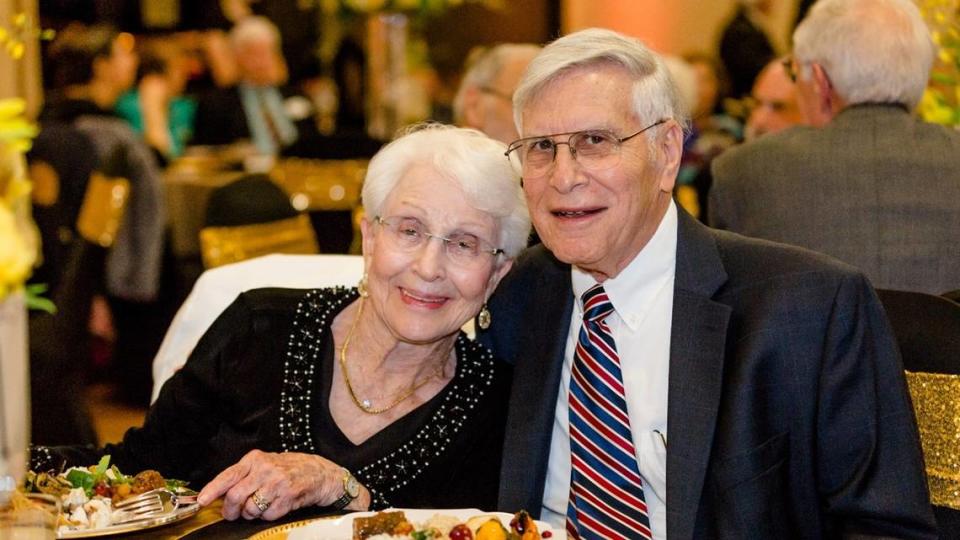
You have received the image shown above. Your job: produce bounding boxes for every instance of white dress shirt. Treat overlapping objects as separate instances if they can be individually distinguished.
[540,201,677,539]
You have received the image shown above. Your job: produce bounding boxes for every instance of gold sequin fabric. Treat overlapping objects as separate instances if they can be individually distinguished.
[906,371,960,510]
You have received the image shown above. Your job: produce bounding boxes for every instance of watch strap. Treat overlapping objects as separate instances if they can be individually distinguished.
[331,468,359,510]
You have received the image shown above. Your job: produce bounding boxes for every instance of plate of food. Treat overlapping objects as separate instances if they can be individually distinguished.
[21,455,200,538]
[249,508,564,540]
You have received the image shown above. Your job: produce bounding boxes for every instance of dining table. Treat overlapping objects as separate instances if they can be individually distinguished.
[127,500,341,539]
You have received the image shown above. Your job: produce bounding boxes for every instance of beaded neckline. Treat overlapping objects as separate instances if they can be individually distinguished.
[277,287,499,508]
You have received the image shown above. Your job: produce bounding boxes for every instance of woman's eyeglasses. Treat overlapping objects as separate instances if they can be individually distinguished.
[375,216,503,268]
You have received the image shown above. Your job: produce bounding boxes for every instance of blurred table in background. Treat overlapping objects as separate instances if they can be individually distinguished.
[165,156,367,258]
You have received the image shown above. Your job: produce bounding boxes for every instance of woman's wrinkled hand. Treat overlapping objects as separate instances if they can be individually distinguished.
[196,450,352,521]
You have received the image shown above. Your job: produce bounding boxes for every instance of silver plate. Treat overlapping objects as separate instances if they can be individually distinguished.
[58,503,201,539]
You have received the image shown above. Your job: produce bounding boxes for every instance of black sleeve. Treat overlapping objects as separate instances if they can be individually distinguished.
[31,290,297,487]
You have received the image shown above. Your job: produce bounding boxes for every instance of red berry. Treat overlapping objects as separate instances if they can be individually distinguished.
[542,532,552,538]
[93,481,112,498]
[448,524,472,540]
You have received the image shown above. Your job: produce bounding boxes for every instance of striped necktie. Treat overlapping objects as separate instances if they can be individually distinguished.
[566,284,652,540]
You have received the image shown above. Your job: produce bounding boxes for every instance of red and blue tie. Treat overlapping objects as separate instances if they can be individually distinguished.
[566,284,653,540]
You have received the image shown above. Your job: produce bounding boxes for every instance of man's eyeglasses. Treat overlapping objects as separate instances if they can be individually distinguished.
[504,120,666,178]
[781,56,798,83]
[375,216,504,268]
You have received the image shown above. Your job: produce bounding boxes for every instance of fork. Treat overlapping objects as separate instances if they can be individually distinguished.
[113,488,198,523]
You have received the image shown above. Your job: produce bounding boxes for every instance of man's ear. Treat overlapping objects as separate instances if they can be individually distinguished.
[811,64,837,122]
[461,86,484,130]
[657,120,684,193]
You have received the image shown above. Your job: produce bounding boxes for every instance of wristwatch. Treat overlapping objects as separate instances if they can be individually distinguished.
[332,468,360,510]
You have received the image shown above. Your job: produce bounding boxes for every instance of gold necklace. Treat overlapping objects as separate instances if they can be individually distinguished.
[339,297,448,414]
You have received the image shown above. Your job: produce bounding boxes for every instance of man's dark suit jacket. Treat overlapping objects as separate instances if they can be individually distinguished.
[192,85,253,148]
[191,85,383,160]
[192,85,315,153]
[478,210,936,539]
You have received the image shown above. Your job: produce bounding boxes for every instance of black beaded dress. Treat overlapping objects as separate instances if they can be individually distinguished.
[32,287,512,510]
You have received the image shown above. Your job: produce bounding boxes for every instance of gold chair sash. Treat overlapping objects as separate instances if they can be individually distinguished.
[270,159,366,212]
[199,213,319,269]
[905,370,960,510]
[28,160,60,207]
[76,172,131,248]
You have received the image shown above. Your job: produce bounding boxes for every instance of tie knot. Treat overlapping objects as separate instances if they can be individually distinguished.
[581,284,614,323]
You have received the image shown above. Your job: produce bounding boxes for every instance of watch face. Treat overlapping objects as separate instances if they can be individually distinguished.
[345,475,360,498]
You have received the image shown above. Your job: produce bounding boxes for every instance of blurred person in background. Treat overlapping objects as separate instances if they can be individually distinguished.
[453,43,541,144]
[719,0,776,99]
[670,54,740,222]
[743,57,805,139]
[40,24,170,408]
[116,36,197,162]
[191,16,314,156]
[711,0,960,295]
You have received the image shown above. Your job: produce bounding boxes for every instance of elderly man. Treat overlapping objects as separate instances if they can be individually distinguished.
[744,57,805,139]
[453,43,541,143]
[192,16,309,155]
[710,0,960,294]
[478,27,935,539]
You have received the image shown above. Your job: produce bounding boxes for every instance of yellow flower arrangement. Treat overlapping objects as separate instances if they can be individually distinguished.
[0,14,55,310]
[0,97,39,302]
[917,0,960,126]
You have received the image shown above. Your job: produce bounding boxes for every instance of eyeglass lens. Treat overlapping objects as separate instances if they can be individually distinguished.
[515,131,623,177]
[377,217,498,266]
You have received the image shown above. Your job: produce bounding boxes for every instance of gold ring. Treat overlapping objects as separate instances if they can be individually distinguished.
[251,489,271,513]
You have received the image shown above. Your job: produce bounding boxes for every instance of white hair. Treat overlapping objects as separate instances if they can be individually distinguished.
[793,0,934,108]
[361,124,531,258]
[452,43,542,124]
[513,28,690,136]
[229,16,281,50]
[661,55,699,117]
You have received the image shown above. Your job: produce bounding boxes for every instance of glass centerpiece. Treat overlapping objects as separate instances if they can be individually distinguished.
[321,0,504,138]
[0,95,38,493]
[0,11,45,495]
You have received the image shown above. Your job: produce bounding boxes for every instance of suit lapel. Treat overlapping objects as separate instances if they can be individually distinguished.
[498,252,573,513]
[665,210,731,540]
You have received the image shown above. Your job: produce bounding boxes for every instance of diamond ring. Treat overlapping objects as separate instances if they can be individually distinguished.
[251,489,271,513]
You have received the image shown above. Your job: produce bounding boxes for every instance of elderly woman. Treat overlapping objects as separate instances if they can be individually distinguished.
[32,124,530,519]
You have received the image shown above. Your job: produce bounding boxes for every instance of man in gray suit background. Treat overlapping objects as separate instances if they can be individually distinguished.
[710,0,960,295]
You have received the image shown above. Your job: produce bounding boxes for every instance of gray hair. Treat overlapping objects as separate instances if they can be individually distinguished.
[793,0,934,108]
[229,16,281,50]
[452,43,542,124]
[361,124,531,258]
[513,28,690,135]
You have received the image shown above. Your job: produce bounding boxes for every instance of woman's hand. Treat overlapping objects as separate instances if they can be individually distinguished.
[196,450,371,521]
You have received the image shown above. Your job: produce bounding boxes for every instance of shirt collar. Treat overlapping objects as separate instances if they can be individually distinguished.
[571,200,678,331]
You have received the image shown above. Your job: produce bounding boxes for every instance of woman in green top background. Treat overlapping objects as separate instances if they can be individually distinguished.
[116,36,196,161]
